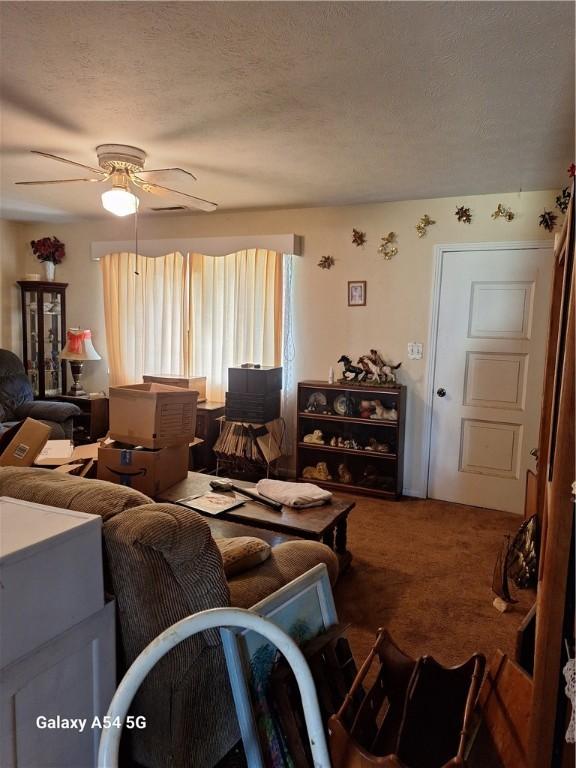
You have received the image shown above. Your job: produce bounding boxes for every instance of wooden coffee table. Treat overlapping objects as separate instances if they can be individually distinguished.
[158,472,355,570]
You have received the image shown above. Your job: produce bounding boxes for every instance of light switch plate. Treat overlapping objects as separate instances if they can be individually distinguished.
[407,342,423,360]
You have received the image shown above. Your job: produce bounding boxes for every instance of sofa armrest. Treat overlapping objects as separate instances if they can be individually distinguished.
[15,400,81,422]
[228,540,339,608]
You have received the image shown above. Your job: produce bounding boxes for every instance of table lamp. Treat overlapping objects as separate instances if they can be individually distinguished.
[60,329,101,396]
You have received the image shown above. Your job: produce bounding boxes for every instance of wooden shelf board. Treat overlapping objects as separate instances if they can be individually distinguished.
[299,380,402,395]
[297,442,397,460]
[297,477,398,498]
[298,412,398,428]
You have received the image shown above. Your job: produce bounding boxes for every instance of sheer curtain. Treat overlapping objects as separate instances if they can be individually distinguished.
[101,251,188,386]
[101,248,283,397]
[188,249,283,399]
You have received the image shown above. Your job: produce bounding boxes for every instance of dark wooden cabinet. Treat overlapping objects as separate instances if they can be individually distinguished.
[18,281,67,398]
[296,380,406,498]
[52,395,109,444]
[193,401,225,471]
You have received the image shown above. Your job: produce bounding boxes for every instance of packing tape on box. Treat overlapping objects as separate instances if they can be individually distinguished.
[102,449,148,486]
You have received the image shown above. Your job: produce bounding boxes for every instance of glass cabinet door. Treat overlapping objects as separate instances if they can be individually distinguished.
[24,288,39,396]
[42,292,63,396]
[19,280,67,399]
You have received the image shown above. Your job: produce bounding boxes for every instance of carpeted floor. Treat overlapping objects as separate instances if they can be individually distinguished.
[217,494,530,767]
[333,493,534,669]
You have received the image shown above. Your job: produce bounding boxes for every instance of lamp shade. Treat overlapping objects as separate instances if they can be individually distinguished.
[101,187,140,217]
[60,329,101,361]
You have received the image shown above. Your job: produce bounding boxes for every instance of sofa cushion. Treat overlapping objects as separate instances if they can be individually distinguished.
[0,466,152,520]
[227,539,339,608]
[215,536,271,577]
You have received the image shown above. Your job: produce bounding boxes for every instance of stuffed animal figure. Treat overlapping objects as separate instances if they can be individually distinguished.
[338,463,353,483]
[359,400,374,419]
[303,429,325,444]
[370,400,398,420]
[302,462,332,481]
[366,437,390,452]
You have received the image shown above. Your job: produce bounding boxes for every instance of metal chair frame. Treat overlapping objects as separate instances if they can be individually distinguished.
[97,606,331,768]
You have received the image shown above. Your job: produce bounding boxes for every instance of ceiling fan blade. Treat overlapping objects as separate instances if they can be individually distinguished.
[15,177,105,185]
[132,177,217,212]
[31,150,107,176]
[136,167,197,182]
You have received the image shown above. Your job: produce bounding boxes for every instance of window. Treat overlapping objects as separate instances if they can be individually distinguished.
[101,249,283,400]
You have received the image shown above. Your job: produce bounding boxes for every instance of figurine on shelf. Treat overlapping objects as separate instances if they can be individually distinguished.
[381,363,401,385]
[358,465,393,490]
[359,400,374,419]
[356,349,402,385]
[358,464,382,488]
[305,392,329,413]
[370,401,398,421]
[338,463,353,484]
[330,436,338,447]
[302,462,332,481]
[337,355,366,382]
[365,438,391,452]
[303,429,325,444]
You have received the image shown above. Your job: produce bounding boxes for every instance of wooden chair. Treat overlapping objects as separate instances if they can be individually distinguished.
[328,629,485,768]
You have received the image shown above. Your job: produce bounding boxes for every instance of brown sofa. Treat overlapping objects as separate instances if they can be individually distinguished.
[0,467,338,768]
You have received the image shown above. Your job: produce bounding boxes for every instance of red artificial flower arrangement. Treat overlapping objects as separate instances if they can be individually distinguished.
[30,236,65,264]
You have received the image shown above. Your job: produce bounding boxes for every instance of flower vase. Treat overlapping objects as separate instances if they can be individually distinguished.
[44,261,55,282]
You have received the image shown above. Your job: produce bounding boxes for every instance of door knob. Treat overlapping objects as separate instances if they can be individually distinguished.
[436,388,446,398]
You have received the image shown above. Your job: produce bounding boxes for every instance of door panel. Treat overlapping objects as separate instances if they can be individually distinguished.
[428,246,553,514]
[463,352,528,409]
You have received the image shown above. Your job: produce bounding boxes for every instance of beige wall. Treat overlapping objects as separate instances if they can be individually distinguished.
[0,219,24,352]
[13,188,558,492]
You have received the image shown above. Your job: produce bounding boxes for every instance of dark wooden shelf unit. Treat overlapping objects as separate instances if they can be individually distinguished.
[296,380,406,499]
[192,401,225,471]
[52,395,109,444]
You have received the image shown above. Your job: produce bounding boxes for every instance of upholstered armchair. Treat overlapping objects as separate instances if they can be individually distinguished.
[0,349,80,438]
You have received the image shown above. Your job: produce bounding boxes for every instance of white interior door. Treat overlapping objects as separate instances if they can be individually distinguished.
[428,244,553,514]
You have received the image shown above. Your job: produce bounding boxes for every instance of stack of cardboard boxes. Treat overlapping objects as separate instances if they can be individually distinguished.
[98,383,198,497]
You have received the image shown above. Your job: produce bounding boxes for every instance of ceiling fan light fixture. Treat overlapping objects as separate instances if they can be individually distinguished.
[101,171,139,216]
[101,187,139,216]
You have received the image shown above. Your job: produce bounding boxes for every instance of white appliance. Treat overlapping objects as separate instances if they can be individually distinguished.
[0,497,115,768]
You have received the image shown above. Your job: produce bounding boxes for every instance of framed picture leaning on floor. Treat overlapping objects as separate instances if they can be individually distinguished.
[220,563,338,768]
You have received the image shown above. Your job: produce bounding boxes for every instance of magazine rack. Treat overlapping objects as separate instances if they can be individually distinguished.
[328,629,485,768]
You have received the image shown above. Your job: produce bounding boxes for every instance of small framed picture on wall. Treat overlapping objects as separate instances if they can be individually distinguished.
[348,280,366,306]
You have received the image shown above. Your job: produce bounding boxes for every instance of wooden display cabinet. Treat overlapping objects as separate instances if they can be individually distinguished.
[18,280,67,399]
[296,380,406,498]
[192,401,225,471]
[52,395,109,444]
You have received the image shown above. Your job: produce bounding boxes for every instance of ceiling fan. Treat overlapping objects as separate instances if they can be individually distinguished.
[15,144,218,216]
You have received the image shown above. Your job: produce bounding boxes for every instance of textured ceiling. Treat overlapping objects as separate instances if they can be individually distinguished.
[0,1,574,221]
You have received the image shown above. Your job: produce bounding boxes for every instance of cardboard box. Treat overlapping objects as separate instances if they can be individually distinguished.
[0,418,51,467]
[97,441,189,496]
[142,374,207,402]
[109,382,198,449]
[34,441,100,467]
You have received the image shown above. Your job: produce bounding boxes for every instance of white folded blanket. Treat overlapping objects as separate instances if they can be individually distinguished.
[256,479,333,508]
